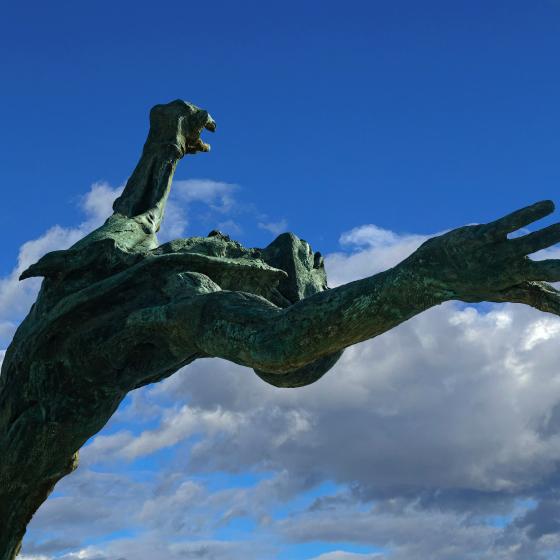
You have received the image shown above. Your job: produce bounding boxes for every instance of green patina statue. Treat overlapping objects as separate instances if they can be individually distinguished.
[2,100,560,559]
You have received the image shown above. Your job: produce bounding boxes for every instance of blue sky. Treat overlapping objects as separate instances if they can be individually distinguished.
[3,0,560,266]
[3,2,560,559]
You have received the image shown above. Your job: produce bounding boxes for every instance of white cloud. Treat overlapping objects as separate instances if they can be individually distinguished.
[258,219,288,236]
[522,318,560,351]
[325,224,432,286]
[155,304,560,497]
[158,197,188,240]
[118,406,241,461]
[156,179,243,241]
[80,182,123,225]
[173,179,238,213]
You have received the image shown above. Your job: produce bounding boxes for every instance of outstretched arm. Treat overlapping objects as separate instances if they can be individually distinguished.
[145,201,560,386]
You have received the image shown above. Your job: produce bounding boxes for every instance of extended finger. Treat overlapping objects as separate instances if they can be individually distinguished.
[483,200,554,238]
[525,259,560,282]
[509,223,560,255]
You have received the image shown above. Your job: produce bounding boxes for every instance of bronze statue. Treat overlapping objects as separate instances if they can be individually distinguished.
[2,100,560,559]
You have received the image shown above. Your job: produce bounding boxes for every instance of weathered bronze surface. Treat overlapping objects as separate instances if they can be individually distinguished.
[2,100,560,559]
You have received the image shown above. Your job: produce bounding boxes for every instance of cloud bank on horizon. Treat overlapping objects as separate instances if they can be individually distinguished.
[4,182,560,560]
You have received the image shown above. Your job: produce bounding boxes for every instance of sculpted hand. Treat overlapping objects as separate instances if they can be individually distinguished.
[405,200,560,305]
[109,99,217,237]
[146,99,216,155]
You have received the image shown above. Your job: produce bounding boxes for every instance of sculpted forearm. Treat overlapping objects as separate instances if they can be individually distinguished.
[113,100,216,228]
[175,261,449,374]
[175,199,560,376]
[68,100,217,255]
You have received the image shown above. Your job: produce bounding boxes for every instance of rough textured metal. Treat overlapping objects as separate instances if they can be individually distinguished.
[2,100,560,559]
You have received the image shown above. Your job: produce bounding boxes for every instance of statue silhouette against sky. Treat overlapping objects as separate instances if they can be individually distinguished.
[2,100,560,559]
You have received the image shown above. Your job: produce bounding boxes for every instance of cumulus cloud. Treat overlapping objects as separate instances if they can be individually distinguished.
[83,406,243,463]
[325,224,432,286]
[11,201,560,559]
[145,303,560,505]
[174,179,238,212]
[80,182,123,224]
